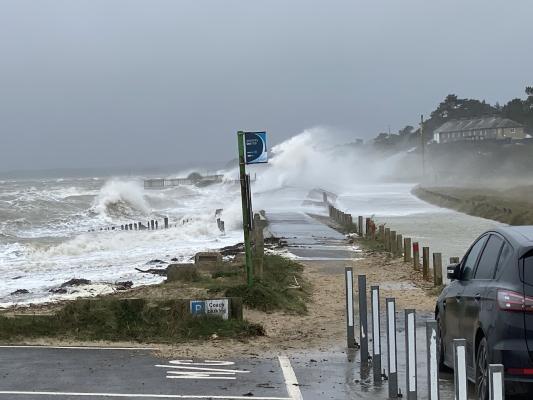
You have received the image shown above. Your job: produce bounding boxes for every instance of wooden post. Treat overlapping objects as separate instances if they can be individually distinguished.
[433,253,443,286]
[150,220,155,230]
[385,228,391,251]
[413,242,420,271]
[164,217,169,229]
[253,213,264,279]
[422,247,430,280]
[404,237,412,262]
[379,225,385,242]
[365,218,370,238]
[358,216,364,236]
[396,234,403,258]
[155,220,159,230]
[390,231,397,254]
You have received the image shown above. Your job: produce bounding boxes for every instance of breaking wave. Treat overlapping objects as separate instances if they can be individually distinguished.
[90,180,150,219]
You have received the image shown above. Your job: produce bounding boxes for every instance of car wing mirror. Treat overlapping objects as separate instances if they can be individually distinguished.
[446,263,461,281]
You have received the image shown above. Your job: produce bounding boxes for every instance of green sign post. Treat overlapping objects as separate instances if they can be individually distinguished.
[237,130,268,287]
[237,131,254,287]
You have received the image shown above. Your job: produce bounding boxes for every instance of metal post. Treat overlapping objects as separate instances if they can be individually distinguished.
[426,321,440,400]
[405,309,417,400]
[413,242,420,271]
[433,253,443,286]
[237,131,253,287]
[453,339,468,400]
[422,247,430,280]
[386,298,398,399]
[358,275,368,365]
[489,364,505,400]
[371,286,381,382]
[345,268,355,348]
[404,237,412,262]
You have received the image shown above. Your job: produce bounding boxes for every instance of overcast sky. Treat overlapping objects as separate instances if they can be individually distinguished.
[0,0,532,171]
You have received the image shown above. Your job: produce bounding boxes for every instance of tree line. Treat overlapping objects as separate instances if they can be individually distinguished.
[373,86,533,148]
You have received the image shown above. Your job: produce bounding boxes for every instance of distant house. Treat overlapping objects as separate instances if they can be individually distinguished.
[433,116,526,144]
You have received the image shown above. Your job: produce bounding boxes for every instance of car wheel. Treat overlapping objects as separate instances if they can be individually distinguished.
[476,337,489,400]
[436,314,447,371]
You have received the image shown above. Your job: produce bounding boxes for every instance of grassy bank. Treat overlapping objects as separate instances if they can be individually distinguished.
[0,253,309,343]
[413,186,533,225]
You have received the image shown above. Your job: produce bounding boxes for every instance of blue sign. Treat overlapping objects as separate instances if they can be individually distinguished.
[244,132,268,164]
[190,300,205,316]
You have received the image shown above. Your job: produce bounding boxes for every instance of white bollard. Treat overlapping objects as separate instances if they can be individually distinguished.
[489,364,505,400]
[453,339,468,400]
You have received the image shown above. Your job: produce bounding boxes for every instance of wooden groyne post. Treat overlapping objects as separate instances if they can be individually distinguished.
[433,252,443,286]
[413,242,420,271]
[404,237,412,262]
[422,246,430,280]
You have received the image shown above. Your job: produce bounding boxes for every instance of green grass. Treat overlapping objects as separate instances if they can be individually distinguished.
[0,298,264,343]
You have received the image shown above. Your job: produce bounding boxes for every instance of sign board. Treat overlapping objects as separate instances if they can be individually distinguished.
[244,132,268,164]
[189,299,229,320]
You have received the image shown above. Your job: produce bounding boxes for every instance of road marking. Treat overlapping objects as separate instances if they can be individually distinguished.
[278,356,303,400]
[0,392,290,399]
[155,359,249,380]
[0,345,155,350]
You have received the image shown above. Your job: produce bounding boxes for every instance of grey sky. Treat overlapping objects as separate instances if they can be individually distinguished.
[0,0,532,171]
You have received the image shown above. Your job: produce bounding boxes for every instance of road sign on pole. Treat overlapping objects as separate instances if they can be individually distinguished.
[237,131,268,287]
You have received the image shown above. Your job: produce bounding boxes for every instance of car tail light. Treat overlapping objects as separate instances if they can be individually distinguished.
[506,368,533,376]
[497,290,533,312]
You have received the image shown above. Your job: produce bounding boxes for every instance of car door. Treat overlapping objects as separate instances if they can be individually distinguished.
[460,234,504,375]
[443,235,488,365]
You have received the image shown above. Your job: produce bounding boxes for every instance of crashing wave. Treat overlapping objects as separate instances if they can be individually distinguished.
[90,180,150,219]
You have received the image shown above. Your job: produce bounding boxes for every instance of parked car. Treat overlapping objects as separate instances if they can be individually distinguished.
[435,226,533,400]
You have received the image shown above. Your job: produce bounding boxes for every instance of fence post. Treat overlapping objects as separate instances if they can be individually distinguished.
[345,267,355,348]
[422,247,430,279]
[358,216,364,236]
[404,237,412,262]
[413,242,420,270]
[390,231,397,255]
[386,298,398,399]
[385,228,391,250]
[371,286,381,382]
[433,253,443,286]
[358,275,369,366]
[379,225,385,242]
[453,339,468,400]
[396,234,403,258]
[489,364,505,400]
[426,321,440,400]
[405,309,417,400]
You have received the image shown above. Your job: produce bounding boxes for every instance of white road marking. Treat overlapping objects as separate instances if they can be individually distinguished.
[278,355,303,400]
[0,392,290,399]
[155,359,249,380]
[0,345,155,350]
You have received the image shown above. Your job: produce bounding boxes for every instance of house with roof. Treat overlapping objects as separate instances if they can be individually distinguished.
[433,116,526,144]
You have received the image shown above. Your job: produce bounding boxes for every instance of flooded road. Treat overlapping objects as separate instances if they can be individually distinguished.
[337,183,503,265]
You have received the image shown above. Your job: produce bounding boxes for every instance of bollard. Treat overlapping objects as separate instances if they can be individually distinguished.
[450,256,460,264]
[396,234,403,258]
[385,228,391,251]
[422,247,430,280]
[379,225,385,242]
[150,220,155,230]
[404,237,412,262]
[371,286,381,382]
[386,298,398,398]
[426,321,440,400]
[358,216,364,236]
[345,268,355,348]
[405,309,417,400]
[358,275,369,365]
[453,339,468,400]
[433,253,443,286]
[164,217,169,229]
[489,364,505,400]
[390,231,397,254]
[413,242,420,271]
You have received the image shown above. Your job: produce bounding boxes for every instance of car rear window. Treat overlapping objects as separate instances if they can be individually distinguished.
[524,256,533,286]
[474,235,504,279]
[494,242,512,278]
[462,235,488,280]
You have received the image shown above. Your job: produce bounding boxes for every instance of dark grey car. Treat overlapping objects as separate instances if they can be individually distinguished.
[436,226,533,400]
